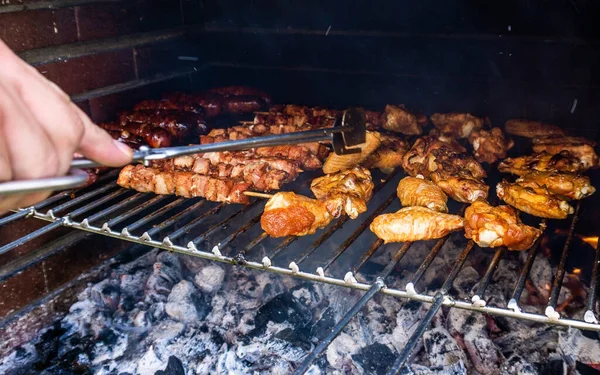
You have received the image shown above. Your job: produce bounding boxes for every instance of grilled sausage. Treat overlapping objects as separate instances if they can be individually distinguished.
[100,122,172,148]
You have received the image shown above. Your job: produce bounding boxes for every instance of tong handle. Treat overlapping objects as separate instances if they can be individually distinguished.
[0,170,89,196]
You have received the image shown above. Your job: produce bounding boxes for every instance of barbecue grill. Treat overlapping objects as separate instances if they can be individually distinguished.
[2,1,600,374]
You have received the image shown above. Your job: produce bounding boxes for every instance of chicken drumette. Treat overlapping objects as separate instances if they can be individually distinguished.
[310,167,374,219]
[464,199,542,251]
[468,127,514,164]
[496,181,574,219]
[370,206,464,243]
[397,175,448,212]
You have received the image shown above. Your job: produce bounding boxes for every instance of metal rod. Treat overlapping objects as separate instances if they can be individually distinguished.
[104,195,167,227]
[351,238,383,274]
[381,242,414,277]
[85,192,145,223]
[268,236,299,260]
[240,232,269,256]
[586,238,600,323]
[547,202,581,314]
[192,201,260,244]
[473,247,505,299]
[47,183,116,214]
[507,232,544,311]
[145,200,207,237]
[219,213,262,250]
[161,203,224,241]
[386,293,445,374]
[124,198,187,233]
[321,190,398,271]
[293,278,386,375]
[407,236,451,292]
[0,192,70,227]
[387,241,475,374]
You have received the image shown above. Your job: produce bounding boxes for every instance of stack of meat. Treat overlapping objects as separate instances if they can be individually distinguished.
[117,102,419,204]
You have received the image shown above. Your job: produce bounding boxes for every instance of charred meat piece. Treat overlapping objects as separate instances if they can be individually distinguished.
[430,113,483,138]
[165,92,223,118]
[134,98,204,114]
[532,135,598,169]
[402,135,466,177]
[208,86,272,105]
[222,95,267,114]
[322,131,382,174]
[254,145,325,170]
[361,133,410,172]
[100,122,172,148]
[396,175,448,212]
[498,151,589,175]
[260,192,332,237]
[464,199,542,251]
[119,110,207,139]
[281,105,338,118]
[496,181,574,219]
[468,127,514,164]
[381,104,423,135]
[515,171,595,200]
[504,119,564,138]
[118,164,251,204]
[370,206,464,243]
[430,170,489,203]
[310,167,374,219]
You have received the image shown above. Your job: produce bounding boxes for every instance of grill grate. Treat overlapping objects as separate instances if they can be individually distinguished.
[1,170,599,374]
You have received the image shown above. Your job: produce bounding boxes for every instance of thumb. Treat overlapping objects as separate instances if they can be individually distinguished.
[75,106,133,167]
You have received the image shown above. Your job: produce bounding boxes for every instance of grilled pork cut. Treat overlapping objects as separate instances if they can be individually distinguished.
[370,206,464,243]
[117,164,252,204]
[464,199,542,251]
[260,192,333,237]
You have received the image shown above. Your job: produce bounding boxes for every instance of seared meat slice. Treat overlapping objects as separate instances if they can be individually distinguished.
[260,192,332,237]
[430,113,483,138]
[119,110,206,138]
[496,181,574,219]
[381,104,423,135]
[516,171,595,200]
[464,199,542,251]
[532,135,598,169]
[99,122,172,148]
[310,167,374,219]
[468,127,514,164]
[498,151,589,175]
[370,206,464,243]
[504,119,564,138]
[396,175,448,212]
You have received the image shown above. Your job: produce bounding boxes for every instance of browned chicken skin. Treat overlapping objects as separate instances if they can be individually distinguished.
[532,135,598,169]
[496,181,574,219]
[430,171,489,203]
[464,199,542,251]
[260,192,332,237]
[504,119,564,138]
[516,171,595,200]
[370,206,464,243]
[430,113,483,138]
[361,133,410,172]
[322,131,382,174]
[381,104,423,135]
[498,151,589,176]
[310,167,374,219]
[396,175,448,212]
[468,127,514,164]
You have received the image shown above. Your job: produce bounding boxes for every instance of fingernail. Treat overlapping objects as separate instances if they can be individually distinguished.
[113,140,133,159]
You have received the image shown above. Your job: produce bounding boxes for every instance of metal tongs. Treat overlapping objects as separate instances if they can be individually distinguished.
[0,108,367,195]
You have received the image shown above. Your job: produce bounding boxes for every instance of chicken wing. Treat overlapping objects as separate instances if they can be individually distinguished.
[430,170,489,203]
[396,175,448,212]
[261,192,332,237]
[370,206,464,243]
[381,104,423,135]
[468,127,514,164]
[464,199,542,251]
[322,131,381,174]
[496,181,574,219]
[361,133,410,172]
[532,135,598,169]
[310,167,374,219]
[515,171,595,200]
[498,151,588,176]
[401,135,467,177]
[504,119,564,138]
[430,113,483,138]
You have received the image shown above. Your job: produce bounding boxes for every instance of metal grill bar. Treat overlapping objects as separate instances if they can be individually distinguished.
[405,236,450,294]
[124,198,187,233]
[351,238,383,274]
[471,246,505,306]
[104,195,167,227]
[585,238,600,323]
[387,241,475,374]
[191,201,260,244]
[507,224,546,311]
[240,233,269,255]
[161,203,222,241]
[546,202,581,320]
[0,192,69,227]
[221,213,262,251]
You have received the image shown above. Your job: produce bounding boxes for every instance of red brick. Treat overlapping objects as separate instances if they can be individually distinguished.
[0,9,77,52]
[36,50,135,95]
[76,0,181,42]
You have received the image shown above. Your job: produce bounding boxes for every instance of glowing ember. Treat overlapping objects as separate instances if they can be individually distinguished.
[581,236,599,249]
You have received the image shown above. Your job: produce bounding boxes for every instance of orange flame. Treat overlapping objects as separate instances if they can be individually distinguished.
[582,236,599,249]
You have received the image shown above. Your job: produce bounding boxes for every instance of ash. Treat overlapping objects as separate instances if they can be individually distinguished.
[1,237,598,374]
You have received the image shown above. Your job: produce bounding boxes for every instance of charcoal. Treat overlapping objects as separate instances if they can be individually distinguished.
[502,354,537,375]
[463,330,503,375]
[391,301,426,352]
[406,363,467,375]
[90,280,121,311]
[145,253,183,303]
[193,264,225,293]
[34,323,66,369]
[351,342,395,374]
[558,328,600,370]
[249,291,313,337]
[310,308,335,342]
[423,327,467,368]
[451,266,480,299]
[154,356,185,375]
[165,280,211,323]
[536,358,567,375]
[326,332,363,373]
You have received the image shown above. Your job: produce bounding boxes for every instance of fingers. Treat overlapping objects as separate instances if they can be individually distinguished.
[73,105,133,167]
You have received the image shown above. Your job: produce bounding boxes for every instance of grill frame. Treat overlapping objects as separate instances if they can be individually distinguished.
[1,169,599,374]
